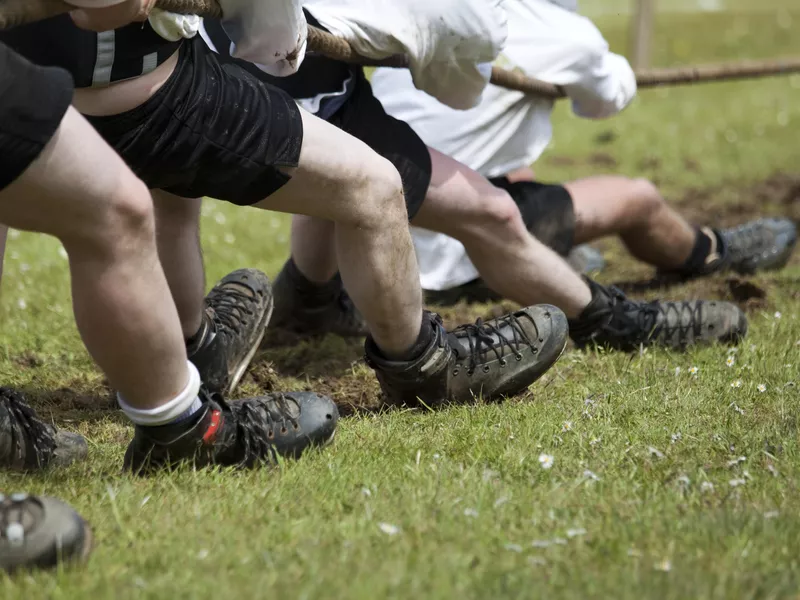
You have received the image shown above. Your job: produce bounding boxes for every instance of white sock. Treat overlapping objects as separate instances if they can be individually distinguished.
[118,361,203,427]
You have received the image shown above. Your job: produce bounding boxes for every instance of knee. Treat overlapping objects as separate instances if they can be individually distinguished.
[345,156,407,230]
[65,175,155,256]
[462,192,527,241]
[628,178,665,222]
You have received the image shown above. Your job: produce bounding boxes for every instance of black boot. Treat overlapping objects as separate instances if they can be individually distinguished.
[0,388,87,471]
[365,307,568,409]
[271,259,368,337]
[124,389,339,475]
[569,278,748,351]
[188,269,274,395]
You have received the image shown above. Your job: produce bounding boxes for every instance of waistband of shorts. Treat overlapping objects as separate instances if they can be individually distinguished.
[86,39,190,137]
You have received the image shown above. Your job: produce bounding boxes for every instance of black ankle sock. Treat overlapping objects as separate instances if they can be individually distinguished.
[679,227,721,273]
[567,278,612,339]
[285,258,341,303]
[185,312,212,354]
[376,314,434,362]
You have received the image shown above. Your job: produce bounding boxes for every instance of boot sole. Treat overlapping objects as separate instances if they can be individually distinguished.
[226,297,274,396]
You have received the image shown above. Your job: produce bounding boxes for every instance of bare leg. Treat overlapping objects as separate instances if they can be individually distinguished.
[253,109,422,358]
[0,107,188,409]
[290,215,338,283]
[413,149,591,318]
[151,190,206,337]
[564,176,695,269]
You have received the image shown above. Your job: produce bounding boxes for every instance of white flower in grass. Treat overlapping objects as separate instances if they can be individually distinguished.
[196,549,209,560]
[561,421,572,433]
[648,446,665,459]
[730,403,745,415]
[19,263,30,273]
[654,559,672,572]
[224,233,236,245]
[764,510,779,519]
[730,379,743,389]
[767,464,779,477]
[757,384,767,393]
[583,469,600,481]
[688,366,699,376]
[463,508,479,518]
[531,540,552,549]
[729,478,746,487]
[538,454,554,470]
[671,432,682,444]
[214,212,226,225]
[774,311,782,319]
[17,299,26,310]
[674,367,681,376]
[726,456,747,467]
[590,437,602,447]
[700,481,715,493]
[378,523,400,536]
[504,543,522,553]
[677,475,691,487]
[566,528,587,538]
[726,356,735,367]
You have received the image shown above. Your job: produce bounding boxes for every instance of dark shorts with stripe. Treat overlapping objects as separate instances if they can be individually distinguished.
[86,36,303,205]
[0,42,73,192]
[201,17,432,220]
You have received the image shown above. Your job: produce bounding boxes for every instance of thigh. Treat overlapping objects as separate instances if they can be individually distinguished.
[0,105,142,237]
[412,147,512,236]
[564,175,649,240]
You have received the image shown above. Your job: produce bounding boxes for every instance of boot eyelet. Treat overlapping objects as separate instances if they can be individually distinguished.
[515,354,523,361]
[267,430,275,439]
[499,359,507,367]
[280,427,288,434]
[532,347,538,354]
[483,365,490,373]
[453,369,460,376]
[293,423,300,431]
[467,369,475,376]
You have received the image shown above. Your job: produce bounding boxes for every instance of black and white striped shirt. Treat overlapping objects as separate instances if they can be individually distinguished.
[0,14,181,88]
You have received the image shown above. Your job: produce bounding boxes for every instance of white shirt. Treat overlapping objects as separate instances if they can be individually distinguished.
[370,0,637,290]
[305,0,507,109]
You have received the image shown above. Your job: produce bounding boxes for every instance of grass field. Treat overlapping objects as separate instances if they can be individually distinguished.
[2,8,800,600]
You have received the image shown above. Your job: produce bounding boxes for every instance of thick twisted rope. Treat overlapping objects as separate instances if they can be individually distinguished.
[2,0,800,100]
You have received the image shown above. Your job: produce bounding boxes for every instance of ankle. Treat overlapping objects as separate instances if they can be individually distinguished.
[118,361,204,427]
[185,311,214,355]
[369,312,434,362]
[676,227,724,274]
[567,278,613,340]
[284,258,341,301]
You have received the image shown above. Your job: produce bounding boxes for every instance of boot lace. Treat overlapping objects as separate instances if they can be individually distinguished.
[603,287,702,347]
[227,395,301,466]
[208,287,257,336]
[448,313,537,375]
[0,389,55,469]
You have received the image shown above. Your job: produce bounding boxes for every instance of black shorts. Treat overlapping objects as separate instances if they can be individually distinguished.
[0,42,73,192]
[87,37,303,205]
[489,177,576,256]
[327,72,432,220]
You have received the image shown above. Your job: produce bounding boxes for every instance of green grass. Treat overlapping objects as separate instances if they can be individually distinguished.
[2,8,800,599]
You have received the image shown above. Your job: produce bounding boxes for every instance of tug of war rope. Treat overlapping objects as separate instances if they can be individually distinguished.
[2,0,800,100]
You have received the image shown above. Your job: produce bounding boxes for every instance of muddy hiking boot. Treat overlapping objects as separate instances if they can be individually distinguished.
[124,389,339,475]
[365,307,568,409]
[0,493,93,572]
[721,218,797,274]
[659,219,797,280]
[188,269,274,396]
[569,278,747,351]
[270,260,368,338]
[0,389,87,471]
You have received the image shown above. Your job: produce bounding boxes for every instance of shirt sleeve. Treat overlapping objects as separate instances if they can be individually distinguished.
[562,47,638,119]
